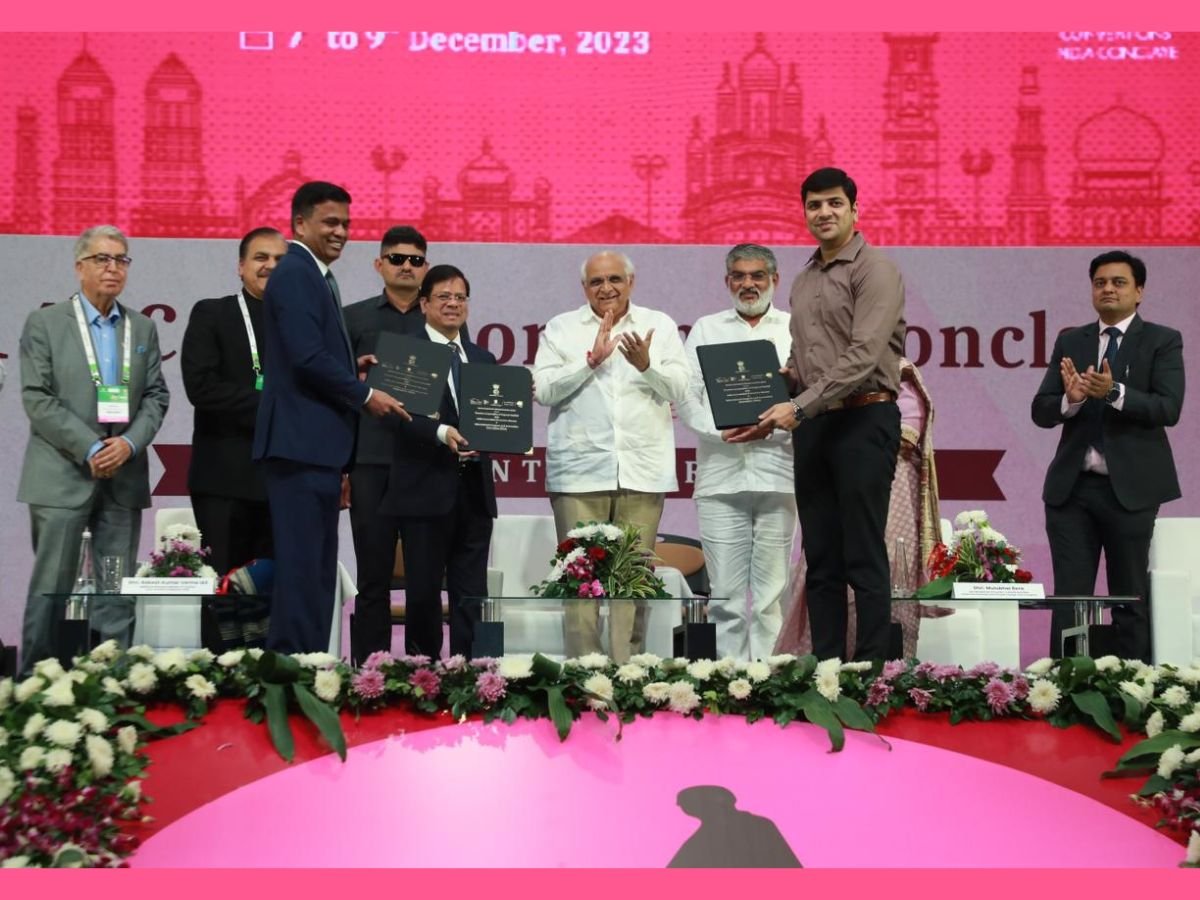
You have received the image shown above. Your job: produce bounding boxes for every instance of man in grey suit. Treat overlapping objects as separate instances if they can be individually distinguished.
[16,225,170,674]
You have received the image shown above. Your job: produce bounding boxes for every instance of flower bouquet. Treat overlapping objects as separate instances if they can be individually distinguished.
[915,510,1033,599]
[531,521,669,600]
[135,523,218,582]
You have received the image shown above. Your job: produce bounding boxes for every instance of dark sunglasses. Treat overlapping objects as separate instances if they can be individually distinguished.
[382,253,426,267]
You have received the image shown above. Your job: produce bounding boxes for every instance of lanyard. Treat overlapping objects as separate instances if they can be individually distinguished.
[73,294,130,386]
[236,290,261,374]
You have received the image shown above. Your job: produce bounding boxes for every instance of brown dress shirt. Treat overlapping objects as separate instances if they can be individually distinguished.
[787,232,906,418]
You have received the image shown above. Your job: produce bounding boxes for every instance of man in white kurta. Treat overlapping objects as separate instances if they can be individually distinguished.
[677,244,797,660]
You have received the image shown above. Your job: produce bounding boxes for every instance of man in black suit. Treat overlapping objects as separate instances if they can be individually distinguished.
[252,182,409,654]
[1032,250,1184,662]
[181,227,287,573]
[379,264,497,659]
[343,225,431,662]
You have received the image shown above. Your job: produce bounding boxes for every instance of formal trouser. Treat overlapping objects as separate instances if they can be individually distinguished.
[698,492,798,661]
[1045,472,1156,662]
[549,489,664,662]
[262,459,340,655]
[21,487,141,675]
[190,492,273,575]
[398,470,494,659]
[793,402,899,662]
[347,464,403,664]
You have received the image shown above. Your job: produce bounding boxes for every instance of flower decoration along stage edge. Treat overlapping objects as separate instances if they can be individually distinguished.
[530,521,669,600]
[916,509,1034,600]
[135,523,218,581]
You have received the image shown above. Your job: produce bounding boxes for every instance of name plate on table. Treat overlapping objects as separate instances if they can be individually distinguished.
[364,332,447,418]
[121,577,215,595]
[696,339,788,429]
[951,582,1045,600]
[459,364,534,454]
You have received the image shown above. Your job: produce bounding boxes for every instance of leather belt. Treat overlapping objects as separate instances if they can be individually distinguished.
[826,390,896,412]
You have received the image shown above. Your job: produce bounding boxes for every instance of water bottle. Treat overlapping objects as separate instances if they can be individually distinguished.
[66,528,96,620]
[891,536,913,598]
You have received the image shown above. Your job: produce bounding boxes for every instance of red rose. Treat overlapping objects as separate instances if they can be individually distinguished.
[557,539,576,554]
[1015,569,1033,583]
[588,546,607,561]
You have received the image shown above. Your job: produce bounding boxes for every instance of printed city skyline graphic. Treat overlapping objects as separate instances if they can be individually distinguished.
[0,31,1197,245]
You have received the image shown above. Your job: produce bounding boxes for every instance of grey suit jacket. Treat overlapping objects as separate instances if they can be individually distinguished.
[17,297,170,510]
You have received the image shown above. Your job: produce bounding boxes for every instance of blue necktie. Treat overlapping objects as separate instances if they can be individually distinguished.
[1090,326,1122,452]
[447,341,463,409]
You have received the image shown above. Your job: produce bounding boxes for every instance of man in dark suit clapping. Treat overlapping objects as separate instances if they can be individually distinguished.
[252,182,409,655]
[181,227,288,574]
[1032,250,1184,662]
[379,265,498,659]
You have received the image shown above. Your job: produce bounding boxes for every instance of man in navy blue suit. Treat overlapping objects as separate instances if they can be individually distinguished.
[253,181,409,654]
[379,265,498,658]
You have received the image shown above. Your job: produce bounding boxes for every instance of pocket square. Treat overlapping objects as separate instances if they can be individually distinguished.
[136,345,146,353]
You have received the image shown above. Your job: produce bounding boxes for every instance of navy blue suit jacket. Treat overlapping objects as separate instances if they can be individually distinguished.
[253,243,369,470]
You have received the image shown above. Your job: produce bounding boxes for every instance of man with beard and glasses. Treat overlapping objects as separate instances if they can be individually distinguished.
[678,244,797,660]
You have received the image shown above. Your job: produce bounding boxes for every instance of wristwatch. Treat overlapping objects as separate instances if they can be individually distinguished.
[790,399,807,423]
[1105,383,1122,404]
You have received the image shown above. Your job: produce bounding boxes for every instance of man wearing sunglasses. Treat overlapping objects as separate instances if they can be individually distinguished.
[343,226,440,662]
[15,225,170,674]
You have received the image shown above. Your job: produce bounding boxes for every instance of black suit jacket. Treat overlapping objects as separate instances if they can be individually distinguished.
[381,332,498,519]
[181,293,266,501]
[1032,313,1184,511]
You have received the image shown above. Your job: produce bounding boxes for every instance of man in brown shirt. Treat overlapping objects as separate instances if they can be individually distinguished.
[751,167,906,661]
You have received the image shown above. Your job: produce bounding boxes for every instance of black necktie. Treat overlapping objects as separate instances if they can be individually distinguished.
[325,271,353,364]
[447,341,463,408]
[1089,326,1122,452]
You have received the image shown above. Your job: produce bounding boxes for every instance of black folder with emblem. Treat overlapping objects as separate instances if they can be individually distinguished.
[364,332,448,419]
[458,364,534,454]
[696,339,789,429]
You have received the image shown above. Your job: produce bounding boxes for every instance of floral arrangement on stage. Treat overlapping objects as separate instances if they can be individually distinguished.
[134,523,218,581]
[530,521,668,600]
[916,509,1034,599]
[2,644,1199,867]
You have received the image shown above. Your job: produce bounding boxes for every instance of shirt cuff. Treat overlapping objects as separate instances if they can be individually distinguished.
[120,436,138,457]
[362,387,373,407]
[436,424,450,446]
[1061,396,1084,418]
[1110,383,1126,411]
[85,440,104,461]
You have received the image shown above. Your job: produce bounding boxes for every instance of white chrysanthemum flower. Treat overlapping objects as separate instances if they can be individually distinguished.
[1093,655,1122,672]
[246,648,265,660]
[1157,744,1186,780]
[69,669,87,685]
[217,650,246,668]
[313,669,342,703]
[662,657,690,672]
[1145,709,1165,738]
[198,565,219,580]
[1130,664,1160,685]
[153,648,189,674]
[33,658,66,681]
[1178,711,1200,734]
[978,526,1005,545]
[667,681,701,714]
[1160,685,1190,708]
[642,681,671,704]
[814,657,842,677]
[766,654,798,669]
[728,678,752,700]
[1187,830,1200,865]
[573,653,610,671]
[1118,681,1152,705]
[954,510,989,528]
[0,765,15,806]
[162,522,202,543]
[23,712,48,741]
[43,748,74,774]
[686,659,715,681]
[135,563,153,577]
[1025,658,1056,677]
[75,658,107,675]
[76,708,109,734]
[20,746,46,770]
[89,639,121,664]
[714,657,738,678]
[85,735,114,777]
[615,663,648,685]
[815,671,841,702]
[561,547,586,567]
[117,725,138,755]
[744,661,771,684]
[122,780,142,802]
[0,678,11,710]
[1185,748,1200,764]
[185,674,216,701]
[44,719,83,748]
[0,856,31,868]
[629,653,662,668]
[0,726,7,749]
[293,652,338,669]
[126,644,156,661]
[1175,667,1200,686]
[497,655,535,681]
[582,673,614,710]
[840,660,873,673]
[14,675,46,703]
[188,648,216,666]
[127,662,158,694]
[101,676,126,698]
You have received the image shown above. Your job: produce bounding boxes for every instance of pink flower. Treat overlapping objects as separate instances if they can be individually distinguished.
[931,664,962,682]
[588,579,605,598]
[398,654,431,667]
[882,660,908,680]
[475,671,507,703]
[984,677,1014,714]
[351,668,386,700]
[409,668,441,698]
[362,650,394,670]
[967,661,1001,679]
[913,661,937,679]
[1010,674,1030,700]
[470,657,497,669]
[908,687,933,711]
[866,677,893,705]
[169,565,193,577]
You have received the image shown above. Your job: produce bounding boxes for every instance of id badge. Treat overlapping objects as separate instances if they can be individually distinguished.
[255,373,264,391]
[97,384,130,423]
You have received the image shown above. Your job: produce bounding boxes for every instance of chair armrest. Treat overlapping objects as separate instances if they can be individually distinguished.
[1150,569,1196,666]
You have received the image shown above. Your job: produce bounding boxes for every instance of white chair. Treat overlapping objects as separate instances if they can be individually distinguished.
[1148,517,1200,666]
[487,514,560,598]
[913,517,1021,668]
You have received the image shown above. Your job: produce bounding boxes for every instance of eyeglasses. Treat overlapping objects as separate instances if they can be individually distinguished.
[81,253,133,269]
[727,271,770,284]
[382,253,426,267]
[430,292,469,304]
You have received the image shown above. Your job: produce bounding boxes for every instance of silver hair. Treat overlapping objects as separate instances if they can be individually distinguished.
[725,243,777,276]
[580,250,636,283]
[74,225,128,261]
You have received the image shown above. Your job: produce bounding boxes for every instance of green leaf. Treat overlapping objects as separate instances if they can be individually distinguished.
[1066,656,1096,688]
[1136,773,1173,797]
[293,683,347,761]
[110,712,200,739]
[261,682,295,762]
[832,695,876,733]
[1069,689,1121,742]
[1116,730,1200,767]
[531,652,564,683]
[914,575,953,599]
[257,650,302,684]
[1119,692,1142,726]
[798,690,845,752]
[50,846,88,868]
[545,685,574,741]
